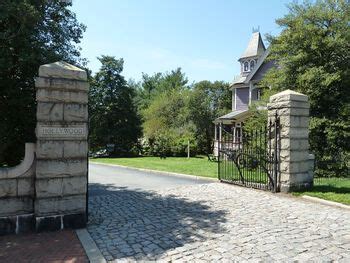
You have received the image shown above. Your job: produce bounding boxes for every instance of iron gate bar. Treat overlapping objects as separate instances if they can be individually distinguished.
[273,115,278,193]
[218,115,280,192]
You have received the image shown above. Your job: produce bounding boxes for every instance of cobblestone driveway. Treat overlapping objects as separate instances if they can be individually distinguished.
[88,182,350,262]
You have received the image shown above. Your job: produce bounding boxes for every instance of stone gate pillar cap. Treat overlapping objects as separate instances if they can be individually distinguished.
[270,89,308,103]
[39,61,87,81]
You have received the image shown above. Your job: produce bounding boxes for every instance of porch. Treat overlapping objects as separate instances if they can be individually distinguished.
[213,110,250,156]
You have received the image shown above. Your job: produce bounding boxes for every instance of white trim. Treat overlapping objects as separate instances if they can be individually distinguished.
[249,82,253,105]
[243,61,249,72]
[214,124,217,140]
[233,88,237,110]
[250,60,255,71]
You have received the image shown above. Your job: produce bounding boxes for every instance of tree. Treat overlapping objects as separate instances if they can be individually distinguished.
[136,68,188,110]
[263,0,350,176]
[135,73,163,110]
[89,56,141,156]
[141,69,195,156]
[0,0,86,166]
[188,81,231,154]
[142,89,196,156]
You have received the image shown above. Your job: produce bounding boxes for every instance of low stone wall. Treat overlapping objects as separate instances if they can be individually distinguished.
[0,61,89,235]
[0,143,36,235]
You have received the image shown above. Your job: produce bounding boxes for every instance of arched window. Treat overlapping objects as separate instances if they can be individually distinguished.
[250,60,255,71]
[257,88,261,100]
[244,62,249,72]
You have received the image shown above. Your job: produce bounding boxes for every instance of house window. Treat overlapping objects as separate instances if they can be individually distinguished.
[244,62,249,72]
[257,88,261,100]
[250,60,255,70]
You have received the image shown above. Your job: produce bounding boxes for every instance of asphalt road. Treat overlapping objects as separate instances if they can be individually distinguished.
[88,163,213,196]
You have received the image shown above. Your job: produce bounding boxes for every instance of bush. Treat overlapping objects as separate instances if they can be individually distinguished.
[142,131,198,157]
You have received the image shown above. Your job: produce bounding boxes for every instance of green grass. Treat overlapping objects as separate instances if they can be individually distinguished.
[91,156,268,183]
[90,156,218,178]
[91,157,350,205]
[219,160,269,184]
[293,178,350,205]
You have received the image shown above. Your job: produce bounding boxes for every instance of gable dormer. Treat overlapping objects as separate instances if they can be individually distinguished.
[238,31,266,76]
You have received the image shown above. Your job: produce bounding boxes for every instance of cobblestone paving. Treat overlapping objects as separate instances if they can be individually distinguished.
[88,183,350,262]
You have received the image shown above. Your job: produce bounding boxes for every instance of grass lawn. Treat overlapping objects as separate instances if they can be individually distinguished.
[293,178,350,205]
[219,159,269,184]
[90,156,218,178]
[91,156,268,183]
[91,157,350,205]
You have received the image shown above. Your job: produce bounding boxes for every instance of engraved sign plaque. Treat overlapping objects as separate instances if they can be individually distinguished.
[37,125,87,139]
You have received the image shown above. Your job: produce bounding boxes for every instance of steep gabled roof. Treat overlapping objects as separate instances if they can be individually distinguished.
[244,48,270,83]
[239,32,266,60]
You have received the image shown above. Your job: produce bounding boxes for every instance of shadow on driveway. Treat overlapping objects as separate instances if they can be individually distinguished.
[88,183,227,261]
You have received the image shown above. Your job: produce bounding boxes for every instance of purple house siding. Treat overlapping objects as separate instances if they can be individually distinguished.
[251,60,276,82]
[236,87,249,110]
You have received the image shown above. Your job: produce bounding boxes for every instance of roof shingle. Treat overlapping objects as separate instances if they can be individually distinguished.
[239,32,266,60]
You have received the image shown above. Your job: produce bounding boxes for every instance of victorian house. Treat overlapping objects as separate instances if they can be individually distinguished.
[213,31,274,156]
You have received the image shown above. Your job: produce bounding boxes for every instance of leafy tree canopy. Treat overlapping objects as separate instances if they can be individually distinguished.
[263,0,350,176]
[0,0,86,165]
[188,81,231,154]
[136,68,189,110]
[140,69,196,156]
[89,56,141,156]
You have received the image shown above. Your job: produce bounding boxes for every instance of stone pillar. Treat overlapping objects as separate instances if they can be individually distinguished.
[267,90,312,192]
[35,61,88,231]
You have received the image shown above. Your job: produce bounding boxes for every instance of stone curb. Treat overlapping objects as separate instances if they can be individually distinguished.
[90,161,218,183]
[301,195,350,211]
[76,228,106,263]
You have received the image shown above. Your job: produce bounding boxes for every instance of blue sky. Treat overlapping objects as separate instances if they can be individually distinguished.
[71,0,291,83]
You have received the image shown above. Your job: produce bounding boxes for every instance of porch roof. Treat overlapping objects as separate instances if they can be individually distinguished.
[231,75,247,85]
[214,110,250,123]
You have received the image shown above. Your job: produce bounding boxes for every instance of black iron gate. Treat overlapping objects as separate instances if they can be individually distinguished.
[218,116,281,192]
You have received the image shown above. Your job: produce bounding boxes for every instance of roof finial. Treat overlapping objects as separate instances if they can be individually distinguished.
[252,26,260,33]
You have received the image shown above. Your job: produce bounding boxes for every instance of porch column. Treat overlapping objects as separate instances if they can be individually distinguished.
[233,126,236,143]
[249,82,253,104]
[214,124,217,140]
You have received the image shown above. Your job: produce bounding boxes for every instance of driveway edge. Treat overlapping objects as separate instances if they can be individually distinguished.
[90,161,218,182]
[76,228,106,263]
[301,195,350,210]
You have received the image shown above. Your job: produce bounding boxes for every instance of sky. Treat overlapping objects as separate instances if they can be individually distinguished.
[71,0,291,83]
